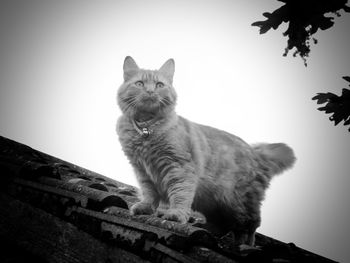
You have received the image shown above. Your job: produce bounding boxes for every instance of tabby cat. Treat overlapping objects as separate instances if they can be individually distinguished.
[116,56,295,245]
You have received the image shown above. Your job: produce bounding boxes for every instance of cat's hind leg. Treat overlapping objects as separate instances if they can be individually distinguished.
[234,228,257,246]
[235,207,261,246]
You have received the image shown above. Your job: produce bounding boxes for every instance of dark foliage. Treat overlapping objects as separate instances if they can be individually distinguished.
[252,0,350,65]
[312,76,350,131]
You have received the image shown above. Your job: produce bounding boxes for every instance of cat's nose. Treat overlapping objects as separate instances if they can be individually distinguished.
[145,86,155,93]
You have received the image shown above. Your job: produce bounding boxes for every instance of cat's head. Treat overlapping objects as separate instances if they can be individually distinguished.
[117,56,177,121]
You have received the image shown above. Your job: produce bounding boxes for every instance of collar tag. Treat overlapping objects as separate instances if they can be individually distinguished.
[142,127,150,137]
[132,119,153,138]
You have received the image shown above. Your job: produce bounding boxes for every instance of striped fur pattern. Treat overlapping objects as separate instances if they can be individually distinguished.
[116,56,296,245]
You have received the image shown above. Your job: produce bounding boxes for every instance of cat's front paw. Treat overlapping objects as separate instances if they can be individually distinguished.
[156,208,189,224]
[130,202,154,216]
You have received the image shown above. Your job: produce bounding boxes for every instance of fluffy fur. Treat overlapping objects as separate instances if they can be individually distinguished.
[116,56,296,245]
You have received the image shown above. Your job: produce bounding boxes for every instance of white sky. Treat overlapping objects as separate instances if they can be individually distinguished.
[1,0,350,261]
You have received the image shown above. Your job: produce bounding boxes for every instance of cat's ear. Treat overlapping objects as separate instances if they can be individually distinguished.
[123,56,139,81]
[159,59,175,83]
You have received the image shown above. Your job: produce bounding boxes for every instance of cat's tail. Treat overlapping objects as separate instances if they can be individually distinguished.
[252,143,296,178]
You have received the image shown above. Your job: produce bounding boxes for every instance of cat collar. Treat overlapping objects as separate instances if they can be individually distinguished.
[132,120,153,138]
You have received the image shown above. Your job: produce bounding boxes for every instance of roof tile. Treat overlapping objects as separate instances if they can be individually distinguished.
[0,136,338,263]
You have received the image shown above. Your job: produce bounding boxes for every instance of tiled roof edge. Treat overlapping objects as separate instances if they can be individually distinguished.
[0,135,338,263]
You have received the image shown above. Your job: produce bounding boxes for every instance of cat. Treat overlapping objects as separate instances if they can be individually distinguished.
[116,56,296,246]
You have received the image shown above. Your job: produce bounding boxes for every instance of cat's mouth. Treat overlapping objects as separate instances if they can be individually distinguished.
[141,94,158,103]
[134,111,156,122]
[137,94,161,109]
[132,94,169,122]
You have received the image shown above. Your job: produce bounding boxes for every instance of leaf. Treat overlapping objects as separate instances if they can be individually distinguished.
[253,0,349,63]
[342,76,350,83]
[312,93,321,100]
[344,117,350,125]
[312,94,329,104]
[342,88,350,98]
[332,110,348,126]
[319,16,334,30]
[312,92,339,104]
[343,5,350,12]
[251,21,272,34]
[251,21,262,27]
[263,12,272,18]
[317,106,334,114]
[325,107,335,114]
[314,86,350,132]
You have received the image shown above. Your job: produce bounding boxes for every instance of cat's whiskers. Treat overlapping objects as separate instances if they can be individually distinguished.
[160,97,172,106]
[122,95,139,112]
[157,99,162,114]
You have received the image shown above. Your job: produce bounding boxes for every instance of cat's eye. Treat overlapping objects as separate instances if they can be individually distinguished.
[135,81,144,87]
[156,82,164,89]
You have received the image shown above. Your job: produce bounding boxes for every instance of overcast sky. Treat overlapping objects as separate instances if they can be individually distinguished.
[1,0,350,262]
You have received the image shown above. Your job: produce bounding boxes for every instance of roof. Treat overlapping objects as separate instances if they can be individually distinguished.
[0,135,338,263]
